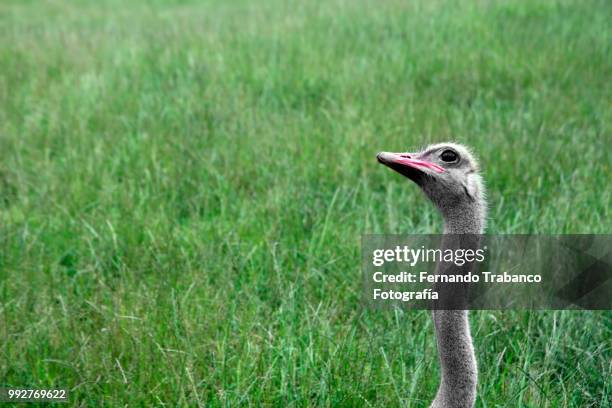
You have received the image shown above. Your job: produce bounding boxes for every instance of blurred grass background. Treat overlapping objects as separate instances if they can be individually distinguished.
[0,0,610,406]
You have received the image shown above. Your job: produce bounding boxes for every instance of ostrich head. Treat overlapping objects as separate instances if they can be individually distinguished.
[377,142,486,232]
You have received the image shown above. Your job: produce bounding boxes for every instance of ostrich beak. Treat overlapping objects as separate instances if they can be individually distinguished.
[377,152,445,175]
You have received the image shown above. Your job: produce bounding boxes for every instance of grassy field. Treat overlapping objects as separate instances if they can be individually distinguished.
[1,0,611,406]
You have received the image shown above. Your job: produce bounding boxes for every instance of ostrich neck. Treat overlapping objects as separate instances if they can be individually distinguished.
[431,201,484,408]
[441,201,485,234]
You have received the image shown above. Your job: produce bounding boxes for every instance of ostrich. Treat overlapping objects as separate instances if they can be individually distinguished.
[377,143,486,408]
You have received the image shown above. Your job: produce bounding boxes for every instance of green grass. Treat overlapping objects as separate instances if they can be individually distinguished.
[1,0,611,406]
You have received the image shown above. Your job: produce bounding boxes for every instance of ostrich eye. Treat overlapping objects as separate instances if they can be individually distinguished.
[440,150,459,163]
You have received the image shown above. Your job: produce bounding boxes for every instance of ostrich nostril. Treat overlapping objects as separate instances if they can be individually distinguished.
[400,154,411,158]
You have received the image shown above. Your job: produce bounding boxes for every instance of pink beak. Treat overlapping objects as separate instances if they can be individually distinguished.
[377,152,445,173]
